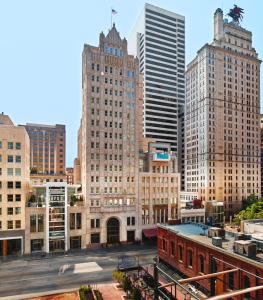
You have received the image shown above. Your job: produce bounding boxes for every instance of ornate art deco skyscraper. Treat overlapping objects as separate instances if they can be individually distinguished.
[185,8,261,218]
[78,24,142,244]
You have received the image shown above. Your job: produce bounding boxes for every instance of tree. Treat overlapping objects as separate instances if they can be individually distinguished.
[122,276,132,293]
[233,201,263,224]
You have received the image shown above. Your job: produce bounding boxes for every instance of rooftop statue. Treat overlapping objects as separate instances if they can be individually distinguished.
[227,5,244,24]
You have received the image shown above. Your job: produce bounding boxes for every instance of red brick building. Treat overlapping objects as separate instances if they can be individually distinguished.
[158,223,263,298]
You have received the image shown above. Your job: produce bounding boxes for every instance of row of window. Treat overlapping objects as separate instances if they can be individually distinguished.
[104,46,123,57]
[1,155,22,163]
[0,194,21,202]
[0,168,21,176]
[91,63,135,78]
[0,181,22,189]
[0,141,21,150]
[0,220,21,230]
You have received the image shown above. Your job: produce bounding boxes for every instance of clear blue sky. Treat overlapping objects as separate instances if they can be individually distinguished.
[0,0,262,167]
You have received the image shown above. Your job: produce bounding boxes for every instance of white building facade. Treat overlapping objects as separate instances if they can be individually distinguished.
[129,3,185,153]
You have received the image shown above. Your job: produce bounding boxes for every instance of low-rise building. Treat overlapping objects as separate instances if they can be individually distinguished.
[158,223,263,298]
[139,142,180,239]
[25,182,86,254]
[0,114,30,256]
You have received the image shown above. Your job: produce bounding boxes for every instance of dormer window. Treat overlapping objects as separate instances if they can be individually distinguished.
[120,49,123,57]
[110,48,113,54]
[115,48,118,56]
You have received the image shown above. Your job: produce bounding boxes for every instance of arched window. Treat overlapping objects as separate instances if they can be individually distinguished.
[188,249,193,267]
[199,255,205,273]
[179,245,183,261]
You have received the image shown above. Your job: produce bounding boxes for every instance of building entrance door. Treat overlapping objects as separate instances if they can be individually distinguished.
[49,239,65,252]
[107,218,120,244]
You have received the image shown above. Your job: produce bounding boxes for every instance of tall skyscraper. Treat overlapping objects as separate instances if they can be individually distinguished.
[185,8,261,218]
[78,24,142,244]
[0,113,30,256]
[129,3,185,153]
[22,123,66,176]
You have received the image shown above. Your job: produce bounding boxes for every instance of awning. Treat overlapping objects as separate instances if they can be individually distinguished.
[143,228,157,238]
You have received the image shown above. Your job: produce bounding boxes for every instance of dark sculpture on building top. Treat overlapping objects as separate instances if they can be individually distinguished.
[228,5,244,24]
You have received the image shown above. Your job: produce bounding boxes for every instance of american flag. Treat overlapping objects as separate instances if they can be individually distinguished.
[112,9,117,15]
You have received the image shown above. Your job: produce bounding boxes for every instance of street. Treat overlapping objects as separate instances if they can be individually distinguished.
[0,245,156,299]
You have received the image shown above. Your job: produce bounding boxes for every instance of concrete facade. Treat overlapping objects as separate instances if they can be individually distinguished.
[185,9,261,218]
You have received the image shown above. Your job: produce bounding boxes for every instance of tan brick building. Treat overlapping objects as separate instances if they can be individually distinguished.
[185,9,261,218]
[0,113,30,256]
[22,123,66,176]
[77,24,142,245]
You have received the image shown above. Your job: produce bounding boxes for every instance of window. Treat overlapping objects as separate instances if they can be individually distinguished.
[179,245,183,261]
[31,239,44,252]
[171,241,175,256]
[7,194,13,201]
[188,249,193,268]
[15,194,21,201]
[38,214,44,232]
[0,207,1,215]
[8,155,13,163]
[15,181,21,189]
[16,142,21,150]
[70,213,82,230]
[15,207,21,214]
[70,236,81,249]
[7,168,13,176]
[8,142,13,149]
[199,255,205,273]
[16,156,21,163]
[0,221,1,230]
[15,220,21,229]
[0,141,2,148]
[7,207,13,215]
[30,215,37,232]
[91,218,100,228]
[7,220,13,229]
[15,168,21,176]
[91,233,100,243]
[162,238,166,252]
[0,194,2,202]
[7,181,13,189]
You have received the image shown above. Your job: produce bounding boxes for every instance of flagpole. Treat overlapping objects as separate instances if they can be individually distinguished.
[111,7,112,28]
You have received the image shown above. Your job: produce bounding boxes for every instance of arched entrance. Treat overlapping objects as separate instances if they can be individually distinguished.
[107,217,120,244]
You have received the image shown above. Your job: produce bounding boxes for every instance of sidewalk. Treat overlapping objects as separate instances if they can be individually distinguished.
[97,283,125,300]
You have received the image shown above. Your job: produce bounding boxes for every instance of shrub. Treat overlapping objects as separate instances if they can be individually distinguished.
[112,270,125,285]
[79,285,92,300]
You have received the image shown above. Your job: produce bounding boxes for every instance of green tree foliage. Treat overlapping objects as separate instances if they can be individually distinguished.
[234,200,263,224]
[242,194,259,210]
[122,276,132,292]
